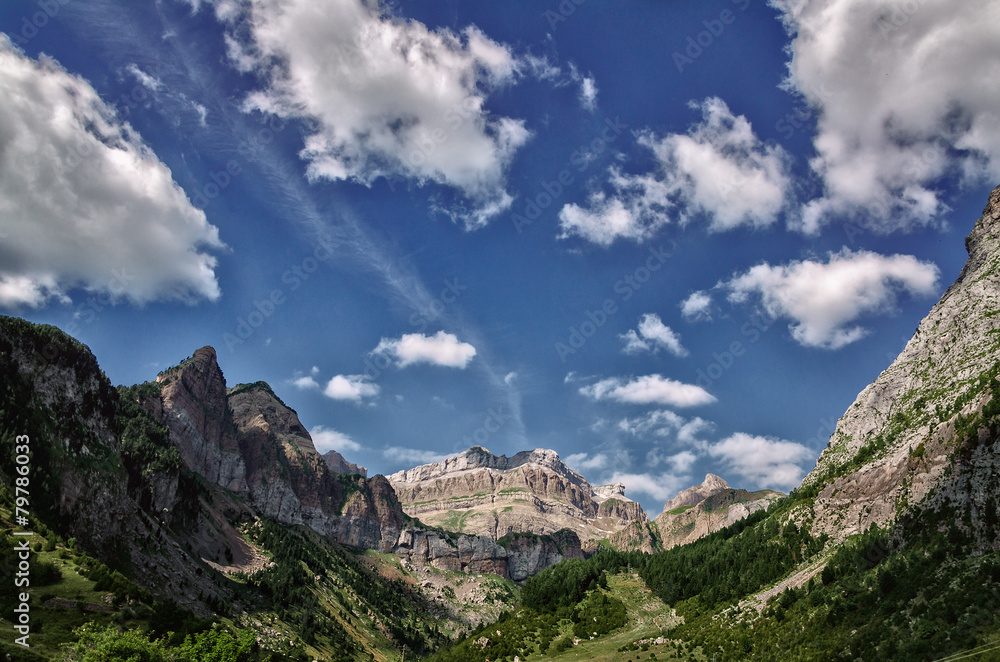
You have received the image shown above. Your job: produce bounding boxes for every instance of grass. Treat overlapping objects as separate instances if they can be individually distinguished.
[526,573,702,662]
[664,505,694,516]
[0,545,125,661]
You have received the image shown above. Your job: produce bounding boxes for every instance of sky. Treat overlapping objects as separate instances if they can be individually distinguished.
[1,0,999,515]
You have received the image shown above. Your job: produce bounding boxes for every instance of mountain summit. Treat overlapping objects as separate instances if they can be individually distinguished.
[387,446,647,545]
[803,184,1000,541]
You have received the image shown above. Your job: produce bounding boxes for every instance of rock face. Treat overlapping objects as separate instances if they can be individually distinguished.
[802,184,1000,540]
[0,319,250,615]
[152,348,248,493]
[149,352,579,579]
[607,474,781,553]
[659,473,731,514]
[387,446,648,544]
[323,450,367,477]
[395,528,584,582]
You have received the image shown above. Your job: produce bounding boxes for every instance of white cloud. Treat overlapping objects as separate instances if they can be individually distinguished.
[677,417,713,445]
[324,374,380,401]
[580,374,716,408]
[618,410,685,437]
[558,98,791,246]
[565,452,609,471]
[0,40,224,309]
[372,331,476,369]
[680,291,713,322]
[384,446,454,466]
[125,63,163,91]
[292,375,320,390]
[504,371,518,385]
[579,76,598,111]
[310,425,362,454]
[724,248,940,349]
[772,0,1000,233]
[646,449,699,474]
[708,432,813,490]
[620,313,687,356]
[210,0,530,229]
[607,471,690,502]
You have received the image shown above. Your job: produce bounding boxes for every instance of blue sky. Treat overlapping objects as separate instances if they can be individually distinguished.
[2,0,998,514]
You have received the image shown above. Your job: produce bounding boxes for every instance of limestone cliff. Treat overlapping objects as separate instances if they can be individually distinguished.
[801,184,1000,540]
[149,351,581,578]
[607,474,781,552]
[151,347,247,493]
[324,450,367,477]
[387,446,647,543]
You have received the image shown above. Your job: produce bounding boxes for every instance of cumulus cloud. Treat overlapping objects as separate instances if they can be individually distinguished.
[646,449,699,474]
[772,0,1000,233]
[565,452,609,471]
[680,291,713,322]
[384,446,454,466]
[618,410,685,437]
[324,374,380,401]
[620,313,687,356]
[310,425,362,453]
[558,98,791,246]
[579,76,598,110]
[724,249,940,349]
[372,331,476,369]
[292,375,320,390]
[205,0,529,229]
[580,374,716,408]
[707,432,813,490]
[0,40,224,309]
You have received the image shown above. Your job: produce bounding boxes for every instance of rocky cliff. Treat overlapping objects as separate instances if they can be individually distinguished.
[387,446,647,544]
[324,450,367,477]
[147,348,581,578]
[607,473,781,553]
[801,184,1000,540]
[0,318,252,615]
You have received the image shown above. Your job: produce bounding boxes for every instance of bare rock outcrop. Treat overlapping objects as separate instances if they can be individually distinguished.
[323,450,367,477]
[153,347,248,493]
[607,475,781,552]
[802,184,1000,540]
[387,446,648,543]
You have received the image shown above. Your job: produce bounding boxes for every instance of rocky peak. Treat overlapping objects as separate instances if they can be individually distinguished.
[387,446,590,491]
[959,184,1000,281]
[388,446,646,543]
[802,183,1000,539]
[152,345,247,493]
[323,450,367,477]
[660,473,731,514]
[593,483,628,502]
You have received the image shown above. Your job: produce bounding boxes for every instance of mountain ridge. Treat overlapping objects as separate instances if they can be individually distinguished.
[387,445,647,545]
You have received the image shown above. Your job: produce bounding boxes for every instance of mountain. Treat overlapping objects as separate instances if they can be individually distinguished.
[607,474,782,553]
[801,183,1000,542]
[387,446,647,546]
[429,186,1000,662]
[659,473,731,514]
[0,323,579,660]
[323,450,367,477]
